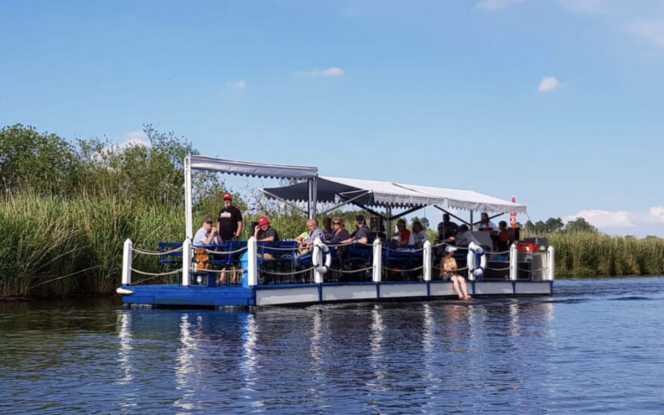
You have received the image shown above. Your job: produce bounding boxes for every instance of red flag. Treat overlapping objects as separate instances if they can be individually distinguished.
[510,196,517,228]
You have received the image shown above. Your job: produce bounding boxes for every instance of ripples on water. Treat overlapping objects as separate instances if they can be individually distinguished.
[1,277,663,414]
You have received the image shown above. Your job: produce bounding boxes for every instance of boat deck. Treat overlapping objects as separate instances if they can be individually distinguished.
[121,280,554,308]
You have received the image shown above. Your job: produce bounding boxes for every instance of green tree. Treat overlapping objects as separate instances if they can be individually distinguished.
[564,217,598,234]
[0,124,81,194]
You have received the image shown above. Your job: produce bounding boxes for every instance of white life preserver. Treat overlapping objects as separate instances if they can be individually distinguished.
[312,240,332,274]
[467,242,487,280]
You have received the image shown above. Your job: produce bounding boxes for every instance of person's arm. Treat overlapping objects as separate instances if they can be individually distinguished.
[202,228,217,245]
[236,221,243,239]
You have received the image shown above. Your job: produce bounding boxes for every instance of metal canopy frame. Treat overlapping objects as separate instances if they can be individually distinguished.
[184,156,318,239]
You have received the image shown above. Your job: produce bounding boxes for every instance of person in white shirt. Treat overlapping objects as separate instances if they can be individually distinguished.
[477,212,497,232]
[193,216,217,245]
[447,224,480,247]
[411,221,428,248]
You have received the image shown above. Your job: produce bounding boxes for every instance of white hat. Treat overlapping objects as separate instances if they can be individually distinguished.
[445,246,457,253]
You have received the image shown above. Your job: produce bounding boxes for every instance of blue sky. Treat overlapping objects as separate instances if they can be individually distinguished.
[1,0,663,236]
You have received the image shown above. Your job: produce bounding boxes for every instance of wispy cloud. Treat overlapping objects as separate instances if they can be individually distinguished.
[295,67,344,78]
[558,0,612,14]
[538,76,562,92]
[228,80,246,91]
[564,207,664,228]
[120,131,150,149]
[475,0,524,11]
[626,19,664,48]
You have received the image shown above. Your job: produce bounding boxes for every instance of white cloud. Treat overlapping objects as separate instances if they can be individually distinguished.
[564,207,664,229]
[295,67,345,78]
[558,0,612,13]
[118,131,151,150]
[475,0,524,11]
[227,80,246,91]
[626,19,664,47]
[538,76,562,92]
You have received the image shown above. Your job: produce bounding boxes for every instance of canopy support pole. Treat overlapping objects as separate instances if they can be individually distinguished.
[184,157,193,239]
[307,177,318,219]
[387,205,425,221]
[433,205,469,226]
[261,190,309,215]
[317,191,372,216]
[386,206,392,239]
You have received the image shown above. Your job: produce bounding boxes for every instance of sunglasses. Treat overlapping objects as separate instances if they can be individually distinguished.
[333,222,341,225]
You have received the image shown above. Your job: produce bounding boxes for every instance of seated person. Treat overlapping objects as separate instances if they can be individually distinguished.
[254,216,279,242]
[322,217,334,241]
[392,219,412,246]
[411,221,428,248]
[193,216,218,246]
[294,219,325,269]
[445,224,480,247]
[440,246,471,300]
[193,216,217,272]
[254,216,279,261]
[343,215,373,244]
[477,212,497,232]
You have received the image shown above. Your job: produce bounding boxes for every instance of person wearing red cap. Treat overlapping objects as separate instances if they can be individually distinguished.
[254,216,279,242]
[217,192,243,243]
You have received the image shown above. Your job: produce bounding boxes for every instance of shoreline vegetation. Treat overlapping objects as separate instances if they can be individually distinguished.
[1,124,663,298]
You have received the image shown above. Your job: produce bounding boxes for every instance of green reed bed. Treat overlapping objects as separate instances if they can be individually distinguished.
[2,192,664,298]
[546,232,664,277]
[0,192,184,298]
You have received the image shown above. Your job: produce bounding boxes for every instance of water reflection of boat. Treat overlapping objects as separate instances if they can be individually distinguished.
[117,156,554,308]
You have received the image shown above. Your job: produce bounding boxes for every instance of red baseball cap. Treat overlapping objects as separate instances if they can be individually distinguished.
[222,192,232,200]
[258,216,270,226]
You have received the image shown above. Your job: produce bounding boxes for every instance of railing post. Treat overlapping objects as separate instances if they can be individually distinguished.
[423,241,432,282]
[547,246,555,281]
[247,237,258,286]
[509,243,518,281]
[182,239,192,286]
[372,238,382,283]
[313,237,324,284]
[122,239,133,286]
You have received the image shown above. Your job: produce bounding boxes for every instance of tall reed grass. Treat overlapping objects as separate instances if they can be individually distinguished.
[2,192,663,298]
[541,232,664,277]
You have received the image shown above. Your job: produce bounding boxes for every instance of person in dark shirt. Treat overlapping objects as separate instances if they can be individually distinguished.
[329,218,351,244]
[437,213,459,243]
[217,192,243,243]
[254,216,279,242]
[343,215,373,244]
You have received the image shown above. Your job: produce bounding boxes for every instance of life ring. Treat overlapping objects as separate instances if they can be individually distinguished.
[312,240,332,274]
[467,242,486,280]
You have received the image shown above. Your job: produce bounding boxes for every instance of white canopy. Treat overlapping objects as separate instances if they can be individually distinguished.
[190,155,317,179]
[264,176,527,214]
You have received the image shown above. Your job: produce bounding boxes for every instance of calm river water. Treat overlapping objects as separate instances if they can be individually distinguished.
[1,277,663,414]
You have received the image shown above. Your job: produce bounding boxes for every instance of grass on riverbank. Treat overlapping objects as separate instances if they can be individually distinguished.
[0,192,184,298]
[2,192,664,297]
[544,232,664,277]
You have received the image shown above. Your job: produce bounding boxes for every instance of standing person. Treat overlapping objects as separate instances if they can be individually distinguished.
[217,192,243,243]
[496,220,510,252]
[440,246,471,300]
[477,212,497,232]
[437,213,459,243]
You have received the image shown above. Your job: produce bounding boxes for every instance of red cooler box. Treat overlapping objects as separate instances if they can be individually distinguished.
[517,243,539,253]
